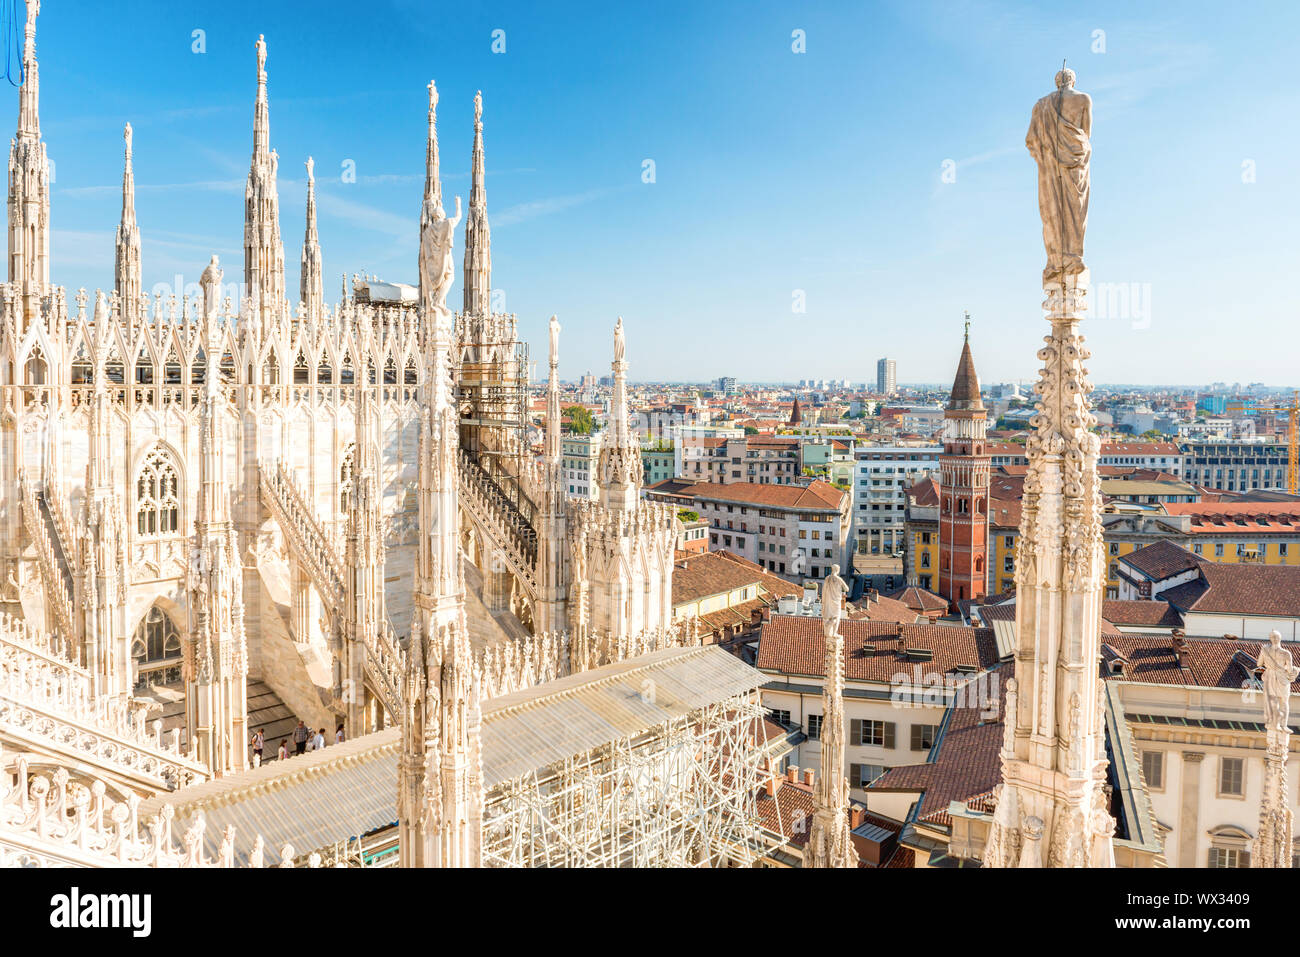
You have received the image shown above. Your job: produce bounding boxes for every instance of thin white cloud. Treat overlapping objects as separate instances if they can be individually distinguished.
[493,187,619,228]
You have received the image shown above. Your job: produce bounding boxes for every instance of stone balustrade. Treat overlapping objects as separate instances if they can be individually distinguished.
[0,747,318,868]
[19,483,75,642]
[457,449,538,596]
[259,460,345,614]
[0,612,206,790]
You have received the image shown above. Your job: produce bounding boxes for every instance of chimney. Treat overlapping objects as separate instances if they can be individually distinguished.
[802,768,815,787]
[786,765,799,783]
[765,774,778,797]
[850,806,865,829]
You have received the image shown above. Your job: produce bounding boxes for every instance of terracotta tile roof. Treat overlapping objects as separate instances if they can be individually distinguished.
[1100,634,1300,691]
[677,479,846,511]
[672,550,798,607]
[985,442,1029,459]
[1163,501,1300,533]
[886,585,950,614]
[850,592,922,625]
[645,478,697,498]
[755,614,999,683]
[1163,562,1300,618]
[1101,599,1183,628]
[753,775,816,848]
[1120,540,1200,580]
[869,664,1009,826]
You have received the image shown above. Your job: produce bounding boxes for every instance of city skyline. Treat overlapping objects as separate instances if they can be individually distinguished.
[31,0,1300,387]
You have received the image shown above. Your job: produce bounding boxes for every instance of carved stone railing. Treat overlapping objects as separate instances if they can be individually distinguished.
[474,618,703,701]
[44,480,78,572]
[0,747,318,868]
[259,461,344,616]
[457,449,538,598]
[20,482,75,643]
[0,613,206,791]
[362,620,405,721]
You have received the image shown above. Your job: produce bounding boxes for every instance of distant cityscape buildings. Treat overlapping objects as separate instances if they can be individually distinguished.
[876,357,897,395]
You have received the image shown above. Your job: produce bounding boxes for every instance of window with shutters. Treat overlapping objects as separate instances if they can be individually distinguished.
[1141,750,1164,790]
[911,724,938,751]
[851,719,895,748]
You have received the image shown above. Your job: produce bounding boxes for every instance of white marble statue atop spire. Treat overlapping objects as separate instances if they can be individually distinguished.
[1026,67,1092,288]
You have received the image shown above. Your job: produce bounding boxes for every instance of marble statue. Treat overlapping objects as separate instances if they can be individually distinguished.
[821,564,846,643]
[420,195,462,313]
[1026,67,1091,287]
[1260,630,1298,733]
[549,313,561,360]
[200,255,222,318]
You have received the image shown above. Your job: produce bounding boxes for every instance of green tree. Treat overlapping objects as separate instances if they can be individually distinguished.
[743,425,759,435]
[563,405,594,435]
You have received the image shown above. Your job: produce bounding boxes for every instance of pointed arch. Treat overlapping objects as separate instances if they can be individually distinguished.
[135,443,182,537]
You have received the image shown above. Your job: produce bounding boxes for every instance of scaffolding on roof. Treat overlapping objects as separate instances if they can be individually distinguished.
[480,690,768,868]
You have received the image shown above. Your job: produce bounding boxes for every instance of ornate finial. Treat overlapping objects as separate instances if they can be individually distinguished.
[124,122,133,154]
[27,1,38,32]
[305,155,314,182]
[474,90,483,126]
[964,310,971,341]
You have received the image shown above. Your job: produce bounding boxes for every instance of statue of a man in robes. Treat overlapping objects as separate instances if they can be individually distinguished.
[549,314,561,363]
[613,317,626,364]
[200,255,223,319]
[821,564,847,643]
[1026,68,1091,288]
[1259,630,1298,733]
[419,195,462,315]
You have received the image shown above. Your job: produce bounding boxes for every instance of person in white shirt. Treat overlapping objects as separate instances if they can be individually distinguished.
[311,728,326,751]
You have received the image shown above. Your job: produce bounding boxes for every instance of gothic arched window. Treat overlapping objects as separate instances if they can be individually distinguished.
[136,446,180,536]
[131,605,182,690]
[339,442,356,512]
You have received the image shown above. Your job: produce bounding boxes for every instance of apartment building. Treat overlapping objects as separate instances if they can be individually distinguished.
[854,444,941,556]
[1181,441,1290,491]
[561,432,602,500]
[654,480,850,583]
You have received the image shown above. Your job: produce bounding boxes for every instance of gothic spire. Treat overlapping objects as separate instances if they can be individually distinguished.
[596,317,641,511]
[462,91,491,315]
[805,593,859,869]
[424,81,443,217]
[115,124,142,320]
[545,315,562,466]
[301,156,323,317]
[8,0,49,300]
[418,81,444,311]
[244,34,285,318]
[17,0,39,140]
[253,34,269,161]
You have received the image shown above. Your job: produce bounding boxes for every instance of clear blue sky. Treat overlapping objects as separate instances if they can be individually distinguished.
[28,0,1300,387]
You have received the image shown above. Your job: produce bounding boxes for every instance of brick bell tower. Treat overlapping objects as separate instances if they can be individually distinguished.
[938,315,990,606]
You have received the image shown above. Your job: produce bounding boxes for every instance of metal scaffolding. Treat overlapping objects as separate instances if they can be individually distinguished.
[455,312,534,522]
[481,691,769,868]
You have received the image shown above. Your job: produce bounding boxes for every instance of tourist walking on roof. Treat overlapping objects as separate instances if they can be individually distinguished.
[278,739,289,762]
[293,720,309,755]
[250,728,264,767]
